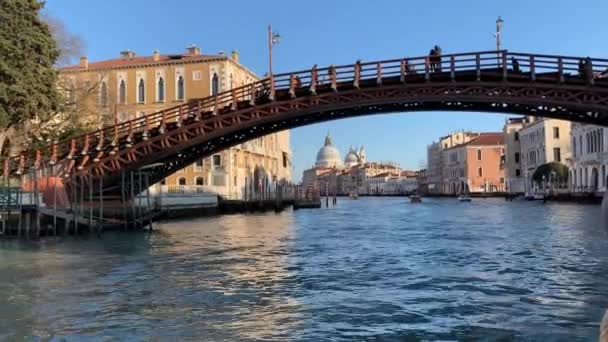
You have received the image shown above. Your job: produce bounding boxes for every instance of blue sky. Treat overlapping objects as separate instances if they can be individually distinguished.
[45,0,608,180]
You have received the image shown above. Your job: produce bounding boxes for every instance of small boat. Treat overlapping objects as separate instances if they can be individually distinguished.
[458,194,472,202]
[458,184,472,202]
[410,195,422,203]
[524,193,545,201]
[349,192,359,199]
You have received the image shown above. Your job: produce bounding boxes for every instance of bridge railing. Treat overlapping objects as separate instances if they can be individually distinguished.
[6,50,608,176]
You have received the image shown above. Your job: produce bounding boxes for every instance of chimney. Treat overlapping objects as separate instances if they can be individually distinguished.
[120,50,136,60]
[79,56,88,68]
[231,50,240,63]
[153,50,160,62]
[186,45,200,56]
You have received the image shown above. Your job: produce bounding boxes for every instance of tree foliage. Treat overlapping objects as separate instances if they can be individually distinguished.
[0,0,61,132]
[532,162,569,182]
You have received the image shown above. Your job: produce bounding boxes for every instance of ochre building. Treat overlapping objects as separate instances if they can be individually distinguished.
[60,46,292,198]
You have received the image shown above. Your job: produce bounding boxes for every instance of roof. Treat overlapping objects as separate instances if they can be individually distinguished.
[372,172,400,178]
[61,53,223,71]
[445,132,504,150]
[466,132,504,146]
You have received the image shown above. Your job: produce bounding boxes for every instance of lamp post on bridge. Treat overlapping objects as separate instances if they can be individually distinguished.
[495,16,504,66]
[267,25,281,87]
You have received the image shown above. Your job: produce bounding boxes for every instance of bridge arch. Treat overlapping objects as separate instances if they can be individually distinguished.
[6,50,608,197]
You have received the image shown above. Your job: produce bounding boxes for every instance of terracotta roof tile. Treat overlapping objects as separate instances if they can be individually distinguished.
[60,53,222,71]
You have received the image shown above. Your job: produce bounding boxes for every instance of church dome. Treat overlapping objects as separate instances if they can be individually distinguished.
[344,147,359,167]
[316,134,342,168]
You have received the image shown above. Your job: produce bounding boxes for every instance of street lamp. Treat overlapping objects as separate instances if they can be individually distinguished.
[267,25,281,79]
[495,16,503,50]
[495,16,503,66]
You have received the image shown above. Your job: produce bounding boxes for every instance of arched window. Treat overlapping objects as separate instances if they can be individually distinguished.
[195,177,205,186]
[212,73,219,96]
[157,77,165,102]
[138,79,145,103]
[119,80,126,104]
[100,82,108,108]
[177,76,185,100]
[178,177,186,186]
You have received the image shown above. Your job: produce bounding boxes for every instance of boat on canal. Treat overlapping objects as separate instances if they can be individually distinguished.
[410,194,422,203]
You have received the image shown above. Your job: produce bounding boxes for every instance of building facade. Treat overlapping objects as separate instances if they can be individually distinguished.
[426,131,479,194]
[568,123,608,193]
[503,117,525,193]
[60,47,292,198]
[519,117,571,194]
[442,133,505,194]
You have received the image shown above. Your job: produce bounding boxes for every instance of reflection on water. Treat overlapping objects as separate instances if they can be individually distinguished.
[1,198,608,340]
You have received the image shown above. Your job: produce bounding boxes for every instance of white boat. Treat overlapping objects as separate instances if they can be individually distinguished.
[458,184,472,202]
[458,194,472,202]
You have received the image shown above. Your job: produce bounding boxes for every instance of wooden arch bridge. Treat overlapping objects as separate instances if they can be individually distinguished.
[6,50,608,201]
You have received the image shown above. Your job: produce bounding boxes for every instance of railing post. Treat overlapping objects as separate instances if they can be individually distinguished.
[450,55,455,81]
[475,53,481,81]
[212,94,219,116]
[310,65,318,95]
[376,63,382,85]
[158,110,166,132]
[424,57,430,82]
[269,75,275,101]
[231,87,237,110]
[17,153,25,175]
[66,139,76,160]
[50,142,58,166]
[530,55,536,82]
[557,57,564,83]
[125,120,134,147]
[330,65,338,91]
[354,61,362,88]
[81,134,90,156]
[249,84,256,106]
[289,73,296,98]
[93,130,104,163]
[400,59,406,83]
[585,58,594,86]
[177,106,183,127]
[502,51,508,81]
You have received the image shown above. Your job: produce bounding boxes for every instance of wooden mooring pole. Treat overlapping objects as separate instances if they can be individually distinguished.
[52,168,57,235]
[34,167,40,238]
[121,170,127,231]
[98,177,103,237]
[145,173,152,231]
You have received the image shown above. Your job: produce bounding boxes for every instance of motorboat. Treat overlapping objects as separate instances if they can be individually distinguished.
[410,194,422,203]
[458,194,472,202]
[348,192,359,199]
[524,193,545,201]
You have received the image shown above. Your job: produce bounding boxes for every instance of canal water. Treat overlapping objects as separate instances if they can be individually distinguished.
[1,198,608,341]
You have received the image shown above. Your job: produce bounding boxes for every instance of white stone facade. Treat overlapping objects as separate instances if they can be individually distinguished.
[519,117,571,194]
[503,118,525,193]
[568,123,608,193]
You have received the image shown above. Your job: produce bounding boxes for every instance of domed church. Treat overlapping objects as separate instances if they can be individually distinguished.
[344,146,366,167]
[315,134,343,168]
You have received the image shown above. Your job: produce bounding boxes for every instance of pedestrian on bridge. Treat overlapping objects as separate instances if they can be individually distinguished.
[511,57,521,73]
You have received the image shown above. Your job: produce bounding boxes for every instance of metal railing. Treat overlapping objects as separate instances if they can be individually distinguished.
[6,50,608,176]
